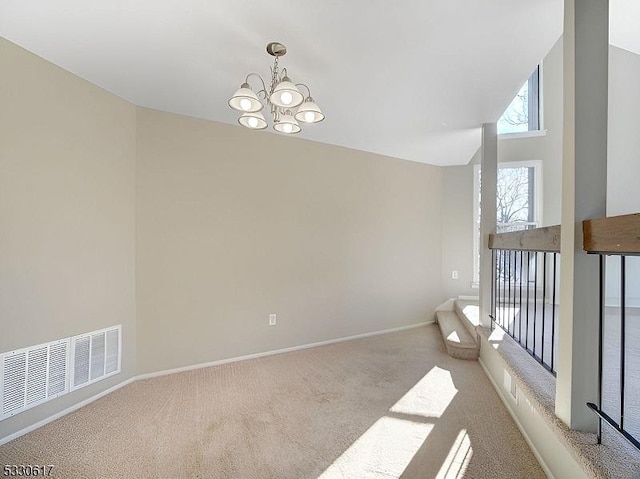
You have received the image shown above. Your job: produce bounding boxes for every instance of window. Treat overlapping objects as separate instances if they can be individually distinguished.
[498,66,540,135]
[472,161,541,286]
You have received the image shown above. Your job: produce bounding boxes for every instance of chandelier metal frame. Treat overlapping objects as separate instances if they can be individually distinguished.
[228,42,324,134]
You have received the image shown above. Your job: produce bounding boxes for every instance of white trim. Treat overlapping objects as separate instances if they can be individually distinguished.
[538,60,545,131]
[0,321,435,446]
[473,160,543,286]
[137,321,431,380]
[1,321,432,444]
[604,301,640,309]
[479,358,555,479]
[498,130,548,140]
[0,376,136,446]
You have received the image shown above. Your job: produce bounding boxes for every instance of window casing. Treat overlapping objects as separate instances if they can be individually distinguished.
[472,161,542,287]
[498,66,541,135]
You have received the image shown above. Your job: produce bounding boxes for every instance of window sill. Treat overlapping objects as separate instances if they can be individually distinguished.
[498,130,548,140]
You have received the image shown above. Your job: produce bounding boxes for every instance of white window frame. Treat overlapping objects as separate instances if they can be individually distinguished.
[498,65,543,137]
[472,160,543,288]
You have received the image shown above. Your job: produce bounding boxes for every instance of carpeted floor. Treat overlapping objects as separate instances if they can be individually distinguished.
[0,325,544,478]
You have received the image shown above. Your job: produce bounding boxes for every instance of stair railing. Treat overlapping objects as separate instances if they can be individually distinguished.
[583,213,640,451]
[488,224,561,374]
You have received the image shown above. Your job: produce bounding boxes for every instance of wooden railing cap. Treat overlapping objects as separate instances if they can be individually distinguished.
[489,225,561,252]
[583,213,640,255]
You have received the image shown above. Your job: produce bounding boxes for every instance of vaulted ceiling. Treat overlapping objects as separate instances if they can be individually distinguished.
[1,1,637,165]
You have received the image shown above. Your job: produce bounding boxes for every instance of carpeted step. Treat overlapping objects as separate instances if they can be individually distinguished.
[454,299,480,340]
[436,310,480,360]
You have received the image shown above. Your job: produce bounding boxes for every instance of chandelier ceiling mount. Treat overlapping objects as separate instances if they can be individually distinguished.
[266,41,287,57]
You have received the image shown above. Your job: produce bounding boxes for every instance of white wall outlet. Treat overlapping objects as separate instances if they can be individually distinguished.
[269,313,277,326]
[451,270,459,280]
[510,379,519,403]
[503,370,519,404]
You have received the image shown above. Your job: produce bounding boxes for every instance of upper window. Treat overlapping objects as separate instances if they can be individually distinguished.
[498,66,540,135]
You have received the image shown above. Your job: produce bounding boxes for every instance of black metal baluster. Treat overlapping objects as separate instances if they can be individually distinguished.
[511,251,515,337]
[551,253,557,373]
[506,250,510,336]
[497,250,502,329]
[533,251,538,358]
[513,251,520,342]
[519,251,524,345]
[526,251,531,350]
[502,249,507,330]
[491,249,495,328]
[507,250,512,335]
[500,251,503,331]
[621,256,626,430]
[597,254,604,444]
[542,252,547,366]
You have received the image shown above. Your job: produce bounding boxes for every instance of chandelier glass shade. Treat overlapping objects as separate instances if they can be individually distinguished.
[229,42,324,134]
[294,98,325,123]
[272,112,301,134]
[228,84,263,113]
[238,111,268,130]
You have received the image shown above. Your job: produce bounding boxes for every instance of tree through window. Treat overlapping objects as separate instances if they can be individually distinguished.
[498,66,540,134]
[473,162,541,286]
[497,167,536,233]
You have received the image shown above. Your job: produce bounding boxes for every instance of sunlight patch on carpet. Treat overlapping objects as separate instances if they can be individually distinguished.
[390,366,458,418]
[318,416,433,479]
[435,429,472,479]
[319,367,462,478]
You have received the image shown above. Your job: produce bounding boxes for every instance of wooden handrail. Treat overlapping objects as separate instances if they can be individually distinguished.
[583,213,640,254]
[489,225,561,252]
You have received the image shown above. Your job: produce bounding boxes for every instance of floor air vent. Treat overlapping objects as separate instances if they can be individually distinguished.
[1,339,69,420]
[71,326,121,391]
[1,325,121,420]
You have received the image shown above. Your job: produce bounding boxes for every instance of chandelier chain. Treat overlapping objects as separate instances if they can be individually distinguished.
[270,56,280,97]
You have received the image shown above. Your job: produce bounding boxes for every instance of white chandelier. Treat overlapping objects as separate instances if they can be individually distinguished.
[228,42,324,134]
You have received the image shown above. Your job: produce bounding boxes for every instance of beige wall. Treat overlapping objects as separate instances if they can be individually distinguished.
[136,108,444,374]
[441,166,476,298]
[608,46,640,216]
[0,39,137,438]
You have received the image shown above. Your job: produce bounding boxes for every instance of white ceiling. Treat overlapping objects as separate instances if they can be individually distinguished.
[0,1,636,166]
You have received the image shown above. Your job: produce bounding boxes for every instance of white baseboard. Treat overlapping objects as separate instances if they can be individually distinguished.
[2,321,431,444]
[137,321,431,380]
[0,377,136,446]
[478,358,554,479]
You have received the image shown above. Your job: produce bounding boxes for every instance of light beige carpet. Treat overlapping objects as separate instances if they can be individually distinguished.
[0,325,544,478]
